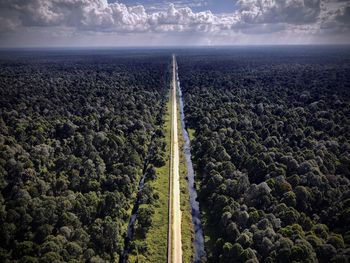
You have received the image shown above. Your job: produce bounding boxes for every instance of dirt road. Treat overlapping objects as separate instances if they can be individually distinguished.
[168,54,183,263]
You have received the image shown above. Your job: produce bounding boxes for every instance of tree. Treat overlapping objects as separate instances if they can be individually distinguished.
[136,207,154,237]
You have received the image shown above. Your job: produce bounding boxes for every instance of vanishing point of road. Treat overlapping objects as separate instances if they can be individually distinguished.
[168,54,183,263]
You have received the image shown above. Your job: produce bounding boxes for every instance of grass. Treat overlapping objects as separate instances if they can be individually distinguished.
[127,93,171,263]
[187,128,195,142]
[177,93,195,263]
[127,87,194,262]
[185,125,216,260]
[200,205,217,260]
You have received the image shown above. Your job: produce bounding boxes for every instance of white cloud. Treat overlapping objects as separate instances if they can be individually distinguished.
[0,0,222,32]
[0,0,349,45]
[0,0,326,32]
[237,0,321,24]
[336,6,350,24]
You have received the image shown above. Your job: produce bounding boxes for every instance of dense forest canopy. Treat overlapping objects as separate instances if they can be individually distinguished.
[1,46,350,263]
[177,46,350,262]
[0,51,169,262]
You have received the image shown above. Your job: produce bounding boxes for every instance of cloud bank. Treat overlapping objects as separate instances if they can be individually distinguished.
[0,0,349,46]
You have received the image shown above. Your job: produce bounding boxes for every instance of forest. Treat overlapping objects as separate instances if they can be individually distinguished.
[177,47,350,262]
[0,51,169,262]
[1,47,350,263]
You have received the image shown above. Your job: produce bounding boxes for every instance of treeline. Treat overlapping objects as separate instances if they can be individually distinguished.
[177,47,350,262]
[0,52,169,262]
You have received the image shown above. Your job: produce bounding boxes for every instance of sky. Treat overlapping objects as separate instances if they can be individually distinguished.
[0,0,349,47]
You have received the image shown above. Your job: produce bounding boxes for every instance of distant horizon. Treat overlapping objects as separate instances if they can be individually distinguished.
[1,43,350,50]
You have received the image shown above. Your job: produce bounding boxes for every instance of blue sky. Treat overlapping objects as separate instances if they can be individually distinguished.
[0,0,349,47]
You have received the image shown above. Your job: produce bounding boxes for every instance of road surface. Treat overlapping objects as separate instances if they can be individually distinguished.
[168,54,183,263]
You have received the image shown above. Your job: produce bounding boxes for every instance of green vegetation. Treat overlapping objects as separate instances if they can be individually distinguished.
[127,91,172,262]
[187,128,195,141]
[177,93,194,263]
[0,51,169,262]
[201,205,218,257]
[177,47,350,262]
[2,47,349,263]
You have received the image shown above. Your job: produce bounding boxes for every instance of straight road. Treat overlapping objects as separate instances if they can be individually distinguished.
[168,54,183,263]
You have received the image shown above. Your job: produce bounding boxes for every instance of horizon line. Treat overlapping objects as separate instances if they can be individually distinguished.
[1,43,350,50]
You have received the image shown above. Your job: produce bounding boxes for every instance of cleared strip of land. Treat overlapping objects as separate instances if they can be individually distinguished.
[168,54,183,263]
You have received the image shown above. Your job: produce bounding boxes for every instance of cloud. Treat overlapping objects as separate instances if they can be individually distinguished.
[0,0,326,33]
[0,17,20,32]
[315,0,350,36]
[0,0,222,33]
[336,6,350,24]
[149,4,219,32]
[237,0,321,24]
[0,0,349,45]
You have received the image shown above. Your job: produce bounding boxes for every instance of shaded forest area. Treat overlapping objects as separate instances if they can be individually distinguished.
[0,51,169,262]
[177,47,350,262]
